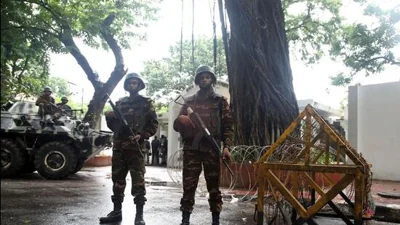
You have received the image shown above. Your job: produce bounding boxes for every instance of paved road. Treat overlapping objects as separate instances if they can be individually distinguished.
[1,166,398,225]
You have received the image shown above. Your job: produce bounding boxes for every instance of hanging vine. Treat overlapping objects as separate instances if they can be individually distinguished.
[220,0,299,145]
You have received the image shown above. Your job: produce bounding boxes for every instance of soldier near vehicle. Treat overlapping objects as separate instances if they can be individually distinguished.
[173,65,234,225]
[100,73,158,225]
[56,96,72,114]
[35,86,56,123]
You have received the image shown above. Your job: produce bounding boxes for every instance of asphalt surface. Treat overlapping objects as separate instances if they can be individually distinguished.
[1,166,399,225]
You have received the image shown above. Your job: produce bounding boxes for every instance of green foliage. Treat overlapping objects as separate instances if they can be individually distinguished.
[47,76,71,98]
[1,0,159,51]
[154,102,169,114]
[284,0,344,64]
[142,37,226,104]
[284,0,399,85]
[142,1,399,103]
[329,4,400,86]
[1,0,160,105]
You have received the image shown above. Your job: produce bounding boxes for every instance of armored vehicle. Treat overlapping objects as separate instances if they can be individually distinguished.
[1,101,113,179]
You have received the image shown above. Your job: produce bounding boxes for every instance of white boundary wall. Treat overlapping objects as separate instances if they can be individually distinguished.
[348,81,400,181]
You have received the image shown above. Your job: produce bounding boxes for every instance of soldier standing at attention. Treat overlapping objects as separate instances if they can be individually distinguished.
[100,73,158,225]
[173,65,234,225]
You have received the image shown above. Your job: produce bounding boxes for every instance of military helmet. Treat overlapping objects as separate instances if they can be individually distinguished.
[194,65,216,85]
[124,73,145,91]
[61,96,68,101]
[43,86,52,93]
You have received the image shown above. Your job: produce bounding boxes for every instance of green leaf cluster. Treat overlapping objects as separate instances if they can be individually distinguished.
[1,0,160,104]
[329,4,400,85]
[142,37,227,104]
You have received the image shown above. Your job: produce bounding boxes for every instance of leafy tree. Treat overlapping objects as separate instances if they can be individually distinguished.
[283,0,343,64]
[2,0,160,127]
[47,76,71,98]
[221,0,298,145]
[143,1,398,97]
[221,0,399,145]
[330,4,400,86]
[283,0,399,83]
[0,0,66,104]
[141,0,397,146]
[142,37,226,100]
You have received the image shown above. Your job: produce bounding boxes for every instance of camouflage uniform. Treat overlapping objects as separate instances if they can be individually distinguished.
[35,94,55,116]
[174,90,234,214]
[106,95,158,205]
[100,73,156,225]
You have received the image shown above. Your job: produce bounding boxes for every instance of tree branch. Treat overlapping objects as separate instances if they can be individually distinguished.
[2,26,58,38]
[101,14,127,88]
[356,56,400,68]
[285,4,311,33]
[17,57,31,80]
[285,22,306,33]
[60,25,102,89]
[16,0,63,22]
[11,60,17,78]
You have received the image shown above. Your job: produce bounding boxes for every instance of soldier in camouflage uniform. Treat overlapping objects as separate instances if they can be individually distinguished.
[100,73,158,225]
[35,86,56,124]
[56,96,72,115]
[173,65,234,225]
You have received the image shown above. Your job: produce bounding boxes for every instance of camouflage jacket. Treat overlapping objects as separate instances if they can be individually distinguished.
[35,95,55,106]
[56,103,72,112]
[174,90,234,150]
[106,95,158,142]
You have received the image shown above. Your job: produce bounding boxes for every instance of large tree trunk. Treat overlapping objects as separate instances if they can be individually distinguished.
[222,0,298,145]
[61,14,127,129]
[83,73,124,128]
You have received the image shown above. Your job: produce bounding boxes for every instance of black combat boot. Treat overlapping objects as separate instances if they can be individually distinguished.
[135,204,145,225]
[212,212,220,225]
[99,202,122,223]
[181,211,191,225]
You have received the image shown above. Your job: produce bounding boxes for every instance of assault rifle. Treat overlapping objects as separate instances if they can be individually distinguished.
[175,95,234,176]
[105,94,144,157]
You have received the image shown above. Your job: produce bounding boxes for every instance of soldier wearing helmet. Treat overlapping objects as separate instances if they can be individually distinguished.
[56,96,72,115]
[173,65,234,225]
[100,72,158,225]
[35,86,56,123]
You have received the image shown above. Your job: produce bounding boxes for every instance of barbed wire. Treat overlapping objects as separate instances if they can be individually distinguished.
[167,143,358,224]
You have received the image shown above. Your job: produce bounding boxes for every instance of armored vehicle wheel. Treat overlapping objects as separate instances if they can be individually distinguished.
[1,139,26,177]
[70,159,85,174]
[34,142,77,179]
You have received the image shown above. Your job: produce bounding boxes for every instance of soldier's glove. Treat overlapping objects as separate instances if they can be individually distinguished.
[176,115,196,138]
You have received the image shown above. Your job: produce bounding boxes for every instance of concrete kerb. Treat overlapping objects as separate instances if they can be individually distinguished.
[374,203,400,223]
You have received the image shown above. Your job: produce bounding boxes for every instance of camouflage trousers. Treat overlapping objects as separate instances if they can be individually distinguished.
[180,149,222,213]
[111,140,146,205]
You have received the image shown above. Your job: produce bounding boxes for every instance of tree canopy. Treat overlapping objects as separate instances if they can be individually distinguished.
[330,4,399,86]
[142,0,399,98]
[1,1,51,103]
[1,0,160,127]
[142,37,226,103]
